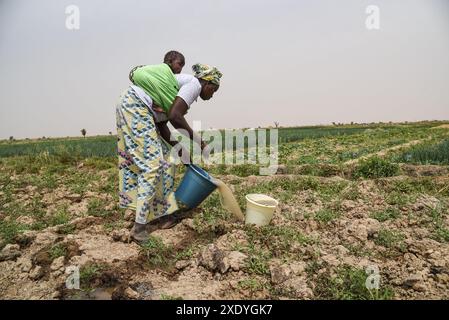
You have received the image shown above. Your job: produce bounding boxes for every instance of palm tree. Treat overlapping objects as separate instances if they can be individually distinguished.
[81,129,86,138]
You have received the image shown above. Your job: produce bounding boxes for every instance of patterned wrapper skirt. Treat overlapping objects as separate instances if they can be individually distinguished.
[116,86,179,224]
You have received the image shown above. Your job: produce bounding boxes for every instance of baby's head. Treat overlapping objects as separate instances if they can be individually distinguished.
[164,50,185,74]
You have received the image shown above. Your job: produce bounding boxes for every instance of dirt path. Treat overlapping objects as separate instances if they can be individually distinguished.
[344,136,433,165]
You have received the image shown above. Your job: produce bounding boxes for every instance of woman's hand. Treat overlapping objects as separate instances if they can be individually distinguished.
[201,141,212,161]
[152,103,164,113]
[200,140,207,151]
[174,143,191,165]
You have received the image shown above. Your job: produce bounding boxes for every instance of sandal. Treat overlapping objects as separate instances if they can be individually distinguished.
[130,223,157,243]
[155,214,179,229]
[173,209,194,221]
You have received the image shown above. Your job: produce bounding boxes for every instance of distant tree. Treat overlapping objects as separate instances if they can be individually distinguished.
[332,122,336,126]
[108,131,112,135]
[42,136,46,140]
[81,129,87,138]
[9,136,14,141]
[274,121,280,128]
[350,121,354,125]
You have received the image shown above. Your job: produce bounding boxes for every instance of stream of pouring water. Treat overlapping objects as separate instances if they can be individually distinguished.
[212,178,245,221]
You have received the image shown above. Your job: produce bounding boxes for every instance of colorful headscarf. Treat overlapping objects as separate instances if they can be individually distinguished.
[192,63,222,86]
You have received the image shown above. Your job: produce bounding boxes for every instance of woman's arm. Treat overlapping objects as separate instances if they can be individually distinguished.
[167,97,205,148]
[156,121,177,147]
[156,120,192,164]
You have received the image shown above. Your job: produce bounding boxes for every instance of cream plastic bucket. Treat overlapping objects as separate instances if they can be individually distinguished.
[245,194,278,226]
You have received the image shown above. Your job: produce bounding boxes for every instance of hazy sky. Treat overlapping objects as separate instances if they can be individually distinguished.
[1,0,448,139]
